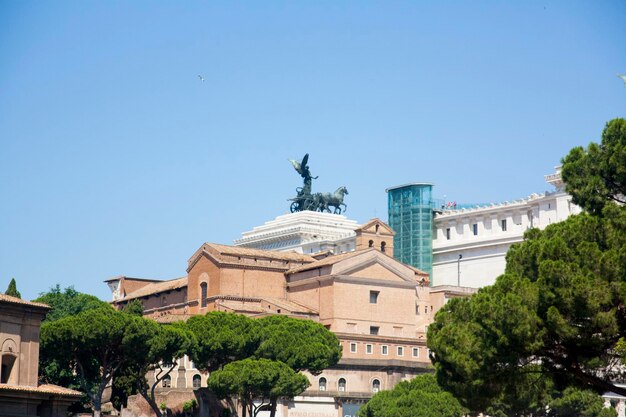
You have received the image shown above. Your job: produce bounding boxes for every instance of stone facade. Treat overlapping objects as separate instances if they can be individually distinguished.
[107,239,443,417]
[0,294,81,417]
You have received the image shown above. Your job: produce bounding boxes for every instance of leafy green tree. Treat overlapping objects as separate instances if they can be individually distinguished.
[187,311,259,372]
[40,306,158,417]
[562,118,626,215]
[5,278,21,298]
[358,374,465,417]
[121,298,144,316]
[548,387,616,417]
[118,321,196,417]
[208,358,309,417]
[36,285,111,412]
[428,209,626,415]
[190,312,341,416]
[34,284,109,322]
[254,314,342,374]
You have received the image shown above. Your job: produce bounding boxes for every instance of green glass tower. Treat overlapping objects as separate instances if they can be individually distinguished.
[386,183,434,278]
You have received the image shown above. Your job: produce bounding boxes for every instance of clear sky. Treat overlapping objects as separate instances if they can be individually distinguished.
[1,1,625,301]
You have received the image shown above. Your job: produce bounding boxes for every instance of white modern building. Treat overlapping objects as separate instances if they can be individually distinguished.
[431,166,581,288]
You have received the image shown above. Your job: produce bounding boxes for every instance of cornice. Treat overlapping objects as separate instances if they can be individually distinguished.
[334,332,427,345]
[432,235,524,253]
[287,274,417,290]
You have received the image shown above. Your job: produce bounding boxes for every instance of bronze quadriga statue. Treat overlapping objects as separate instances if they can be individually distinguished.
[288,154,348,214]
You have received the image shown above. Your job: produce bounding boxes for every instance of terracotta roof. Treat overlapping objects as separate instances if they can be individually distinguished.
[104,275,163,283]
[286,248,376,274]
[356,218,395,235]
[0,294,49,309]
[406,264,429,277]
[205,243,316,263]
[118,277,188,302]
[286,248,429,279]
[0,383,82,397]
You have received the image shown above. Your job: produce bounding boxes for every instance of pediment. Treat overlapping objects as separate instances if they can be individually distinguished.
[329,250,416,283]
[356,218,395,236]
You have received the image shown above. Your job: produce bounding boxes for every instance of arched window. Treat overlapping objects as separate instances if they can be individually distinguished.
[0,354,17,384]
[338,378,346,392]
[200,282,208,308]
[319,377,327,391]
[381,241,386,253]
[193,374,202,389]
[375,224,380,233]
[372,379,380,393]
[162,374,172,388]
[368,240,374,248]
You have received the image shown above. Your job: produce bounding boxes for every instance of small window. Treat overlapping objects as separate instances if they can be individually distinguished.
[380,241,386,253]
[375,224,380,233]
[415,305,420,315]
[368,240,374,248]
[381,345,388,355]
[501,219,507,231]
[372,379,380,393]
[319,377,327,391]
[366,344,373,354]
[162,375,172,388]
[193,374,201,388]
[370,326,379,335]
[370,291,379,304]
[338,378,346,392]
[412,347,419,358]
[350,343,357,353]
[397,346,404,357]
[200,282,208,308]
[446,228,451,240]
[472,224,478,236]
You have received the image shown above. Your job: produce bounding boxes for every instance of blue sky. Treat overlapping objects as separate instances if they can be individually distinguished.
[1,1,625,301]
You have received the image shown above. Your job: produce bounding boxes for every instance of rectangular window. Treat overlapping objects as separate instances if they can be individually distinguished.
[366,344,373,354]
[350,343,357,353]
[369,291,379,304]
[501,219,507,231]
[416,305,420,315]
[472,223,478,235]
[381,345,388,355]
[412,347,419,358]
[446,228,451,240]
[370,326,379,336]
[397,346,404,357]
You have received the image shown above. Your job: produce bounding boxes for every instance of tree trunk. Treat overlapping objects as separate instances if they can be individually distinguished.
[91,390,102,417]
[141,388,163,417]
[269,397,278,417]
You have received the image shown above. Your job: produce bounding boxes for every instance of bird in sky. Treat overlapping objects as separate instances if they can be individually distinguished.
[198,75,205,82]
[618,74,626,87]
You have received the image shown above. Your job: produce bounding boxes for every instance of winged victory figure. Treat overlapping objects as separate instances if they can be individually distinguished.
[289,153,317,196]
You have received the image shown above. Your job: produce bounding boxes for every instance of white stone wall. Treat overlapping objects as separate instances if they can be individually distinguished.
[432,186,581,288]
